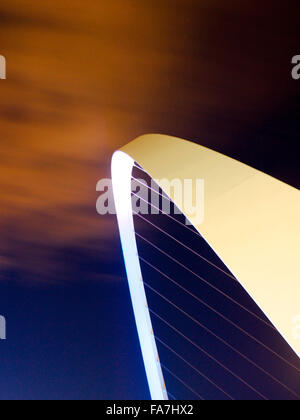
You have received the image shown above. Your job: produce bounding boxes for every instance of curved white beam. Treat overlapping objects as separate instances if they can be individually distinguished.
[111,150,168,400]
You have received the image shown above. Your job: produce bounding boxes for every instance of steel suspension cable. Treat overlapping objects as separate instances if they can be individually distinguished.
[155,335,234,400]
[136,232,300,372]
[143,274,300,398]
[150,309,268,400]
[134,227,274,330]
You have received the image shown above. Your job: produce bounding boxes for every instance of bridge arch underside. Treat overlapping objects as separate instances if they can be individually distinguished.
[112,134,300,400]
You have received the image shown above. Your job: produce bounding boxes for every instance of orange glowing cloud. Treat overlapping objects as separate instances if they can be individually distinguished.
[0,1,298,282]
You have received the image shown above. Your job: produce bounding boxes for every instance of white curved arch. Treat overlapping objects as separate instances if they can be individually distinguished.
[111,134,300,400]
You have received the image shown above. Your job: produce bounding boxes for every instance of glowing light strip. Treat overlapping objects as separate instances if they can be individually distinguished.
[111,151,168,400]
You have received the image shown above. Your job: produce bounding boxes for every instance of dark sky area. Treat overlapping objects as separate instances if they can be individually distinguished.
[0,1,299,399]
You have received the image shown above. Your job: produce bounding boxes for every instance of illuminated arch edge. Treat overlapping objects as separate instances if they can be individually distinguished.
[111,134,300,400]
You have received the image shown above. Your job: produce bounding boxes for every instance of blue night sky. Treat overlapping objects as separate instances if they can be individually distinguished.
[0,233,150,400]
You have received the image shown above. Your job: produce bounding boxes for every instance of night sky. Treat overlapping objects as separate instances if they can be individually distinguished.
[0,1,299,400]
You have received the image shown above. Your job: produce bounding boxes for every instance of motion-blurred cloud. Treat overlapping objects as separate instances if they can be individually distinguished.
[0,0,299,283]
